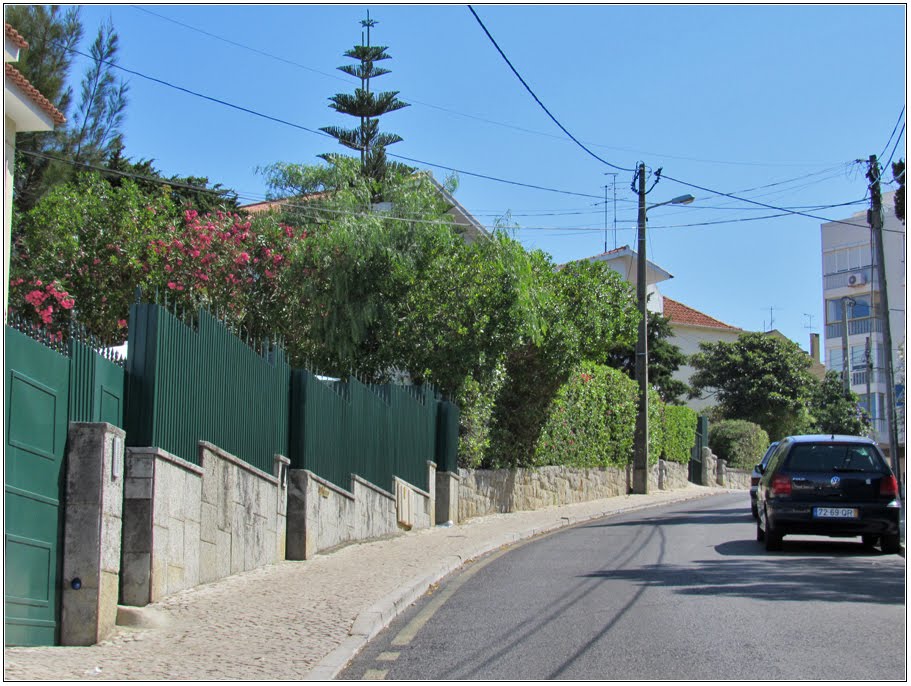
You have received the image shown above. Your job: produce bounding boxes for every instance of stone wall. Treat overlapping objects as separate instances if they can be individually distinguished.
[121,443,289,606]
[458,465,630,521]
[286,462,436,559]
[458,460,692,522]
[61,423,126,646]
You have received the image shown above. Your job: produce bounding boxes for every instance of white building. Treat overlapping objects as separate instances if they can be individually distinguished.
[820,191,905,459]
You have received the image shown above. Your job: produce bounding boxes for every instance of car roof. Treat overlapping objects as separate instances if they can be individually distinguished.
[783,434,877,445]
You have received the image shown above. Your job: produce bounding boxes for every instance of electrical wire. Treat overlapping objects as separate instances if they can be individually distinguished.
[132,5,843,171]
[467,5,634,173]
[880,106,905,161]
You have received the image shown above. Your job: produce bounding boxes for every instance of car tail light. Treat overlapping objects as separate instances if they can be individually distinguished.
[771,474,792,496]
[751,476,760,487]
[880,475,899,498]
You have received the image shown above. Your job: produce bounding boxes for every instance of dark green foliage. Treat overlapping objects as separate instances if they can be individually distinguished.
[709,419,770,469]
[605,310,690,403]
[689,331,816,440]
[810,370,872,437]
[662,404,698,464]
[319,15,410,191]
[534,363,638,468]
[893,159,905,223]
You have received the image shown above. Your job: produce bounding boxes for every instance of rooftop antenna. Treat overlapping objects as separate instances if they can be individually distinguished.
[604,172,618,252]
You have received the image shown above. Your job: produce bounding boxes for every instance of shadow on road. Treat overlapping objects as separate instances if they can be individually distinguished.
[580,543,904,605]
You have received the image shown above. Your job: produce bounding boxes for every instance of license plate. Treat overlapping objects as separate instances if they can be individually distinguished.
[813,507,858,519]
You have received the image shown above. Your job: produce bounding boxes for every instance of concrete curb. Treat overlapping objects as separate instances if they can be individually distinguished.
[303,488,728,680]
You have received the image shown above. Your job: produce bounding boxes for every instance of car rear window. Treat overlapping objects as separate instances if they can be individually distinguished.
[784,443,886,473]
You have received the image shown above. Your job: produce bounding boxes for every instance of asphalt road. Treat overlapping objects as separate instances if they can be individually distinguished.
[339,492,906,681]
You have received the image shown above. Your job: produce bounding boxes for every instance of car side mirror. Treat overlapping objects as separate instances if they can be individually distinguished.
[755,464,765,474]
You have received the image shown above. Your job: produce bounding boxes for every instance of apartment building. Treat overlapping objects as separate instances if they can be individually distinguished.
[820,191,905,460]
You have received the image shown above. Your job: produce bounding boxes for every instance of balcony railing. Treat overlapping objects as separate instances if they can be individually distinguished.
[825,317,884,339]
[824,266,878,291]
[851,369,887,387]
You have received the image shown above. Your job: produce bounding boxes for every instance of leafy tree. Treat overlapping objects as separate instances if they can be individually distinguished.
[107,142,240,212]
[689,331,816,440]
[893,159,905,224]
[810,370,872,436]
[6,5,82,212]
[7,7,129,213]
[66,18,128,168]
[9,172,176,340]
[605,309,690,403]
[319,13,410,194]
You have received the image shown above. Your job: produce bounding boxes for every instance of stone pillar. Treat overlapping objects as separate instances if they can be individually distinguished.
[285,469,309,561]
[435,470,460,524]
[717,458,726,487]
[60,423,126,646]
[274,454,290,561]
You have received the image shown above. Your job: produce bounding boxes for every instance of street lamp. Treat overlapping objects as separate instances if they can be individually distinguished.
[632,163,695,495]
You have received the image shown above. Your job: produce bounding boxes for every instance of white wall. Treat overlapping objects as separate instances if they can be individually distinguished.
[668,325,742,413]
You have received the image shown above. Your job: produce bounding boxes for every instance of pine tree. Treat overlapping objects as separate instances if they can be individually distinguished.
[319,13,410,193]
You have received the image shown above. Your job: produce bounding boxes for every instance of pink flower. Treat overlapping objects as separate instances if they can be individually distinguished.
[284,226,294,238]
[272,253,283,265]
[165,264,173,273]
[235,252,251,265]
[60,297,75,310]
[39,306,53,324]
[167,281,178,290]
[25,290,48,307]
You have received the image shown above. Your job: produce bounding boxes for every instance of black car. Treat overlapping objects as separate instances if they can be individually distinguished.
[756,434,902,553]
[750,441,779,519]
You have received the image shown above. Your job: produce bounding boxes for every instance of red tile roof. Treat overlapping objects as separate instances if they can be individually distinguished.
[5,63,66,126]
[663,296,740,331]
[240,193,331,214]
[5,23,29,50]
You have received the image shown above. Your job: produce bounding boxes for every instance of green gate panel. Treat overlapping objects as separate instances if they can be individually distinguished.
[4,327,69,647]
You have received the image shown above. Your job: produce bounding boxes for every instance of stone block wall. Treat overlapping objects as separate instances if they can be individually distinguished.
[197,442,288,585]
[121,447,204,606]
[61,423,126,646]
[121,443,289,607]
[457,465,630,521]
[458,460,692,522]
[286,461,436,559]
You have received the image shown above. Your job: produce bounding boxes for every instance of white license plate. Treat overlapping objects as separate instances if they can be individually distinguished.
[813,507,858,519]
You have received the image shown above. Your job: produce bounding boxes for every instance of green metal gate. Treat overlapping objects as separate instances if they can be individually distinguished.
[4,326,70,646]
[689,415,708,484]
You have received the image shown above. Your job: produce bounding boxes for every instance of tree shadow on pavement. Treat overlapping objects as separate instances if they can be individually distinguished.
[580,543,904,605]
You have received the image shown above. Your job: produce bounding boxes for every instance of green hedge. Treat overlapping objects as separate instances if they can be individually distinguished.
[662,404,698,464]
[708,419,770,469]
[533,362,637,468]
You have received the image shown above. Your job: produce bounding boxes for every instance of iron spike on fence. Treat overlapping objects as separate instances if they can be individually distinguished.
[135,286,142,304]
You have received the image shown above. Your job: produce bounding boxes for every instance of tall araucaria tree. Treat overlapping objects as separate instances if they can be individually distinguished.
[319,13,410,195]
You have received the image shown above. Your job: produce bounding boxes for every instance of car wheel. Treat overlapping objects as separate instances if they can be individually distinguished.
[861,534,879,549]
[764,509,783,551]
[880,533,901,555]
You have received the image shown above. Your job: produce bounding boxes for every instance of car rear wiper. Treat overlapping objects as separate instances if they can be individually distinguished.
[832,467,867,472]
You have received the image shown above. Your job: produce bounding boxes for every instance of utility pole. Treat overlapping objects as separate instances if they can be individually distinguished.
[840,296,854,393]
[633,162,649,495]
[867,154,901,490]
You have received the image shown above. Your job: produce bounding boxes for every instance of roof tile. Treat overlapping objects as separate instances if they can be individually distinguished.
[663,296,740,331]
[5,63,66,125]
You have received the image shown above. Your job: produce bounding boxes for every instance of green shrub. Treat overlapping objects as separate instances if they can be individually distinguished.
[662,405,698,464]
[533,362,637,468]
[708,419,770,469]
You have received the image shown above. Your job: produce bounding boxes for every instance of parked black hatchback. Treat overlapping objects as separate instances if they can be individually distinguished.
[756,435,902,553]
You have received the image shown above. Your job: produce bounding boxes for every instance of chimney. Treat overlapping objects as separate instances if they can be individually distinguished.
[809,333,820,363]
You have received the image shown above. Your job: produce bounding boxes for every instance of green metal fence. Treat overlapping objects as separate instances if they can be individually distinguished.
[68,327,125,427]
[289,371,444,493]
[125,303,289,473]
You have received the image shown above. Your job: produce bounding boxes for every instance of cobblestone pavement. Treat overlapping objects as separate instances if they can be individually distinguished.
[4,486,734,681]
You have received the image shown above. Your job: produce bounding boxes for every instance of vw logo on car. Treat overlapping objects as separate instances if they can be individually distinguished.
[830,476,841,487]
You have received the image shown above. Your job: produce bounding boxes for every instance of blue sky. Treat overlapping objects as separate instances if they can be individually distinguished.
[64,3,906,350]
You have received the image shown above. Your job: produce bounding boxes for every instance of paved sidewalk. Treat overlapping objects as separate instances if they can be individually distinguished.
[4,485,735,681]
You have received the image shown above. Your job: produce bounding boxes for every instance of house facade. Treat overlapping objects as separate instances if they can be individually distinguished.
[820,191,905,458]
[4,22,65,313]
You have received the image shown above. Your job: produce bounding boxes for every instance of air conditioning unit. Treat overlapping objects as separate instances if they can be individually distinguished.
[847,272,867,287]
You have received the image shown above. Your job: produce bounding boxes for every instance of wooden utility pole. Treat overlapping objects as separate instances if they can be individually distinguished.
[867,155,901,488]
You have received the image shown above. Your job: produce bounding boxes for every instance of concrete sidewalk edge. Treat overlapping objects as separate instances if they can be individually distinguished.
[303,488,725,680]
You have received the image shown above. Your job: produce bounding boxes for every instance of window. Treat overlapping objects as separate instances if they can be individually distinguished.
[825,295,878,323]
[823,244,872,275]
[785,443,884,473]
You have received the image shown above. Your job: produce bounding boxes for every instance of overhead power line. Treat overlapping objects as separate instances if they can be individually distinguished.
[467,5,634,173]
[879,105,905,161]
